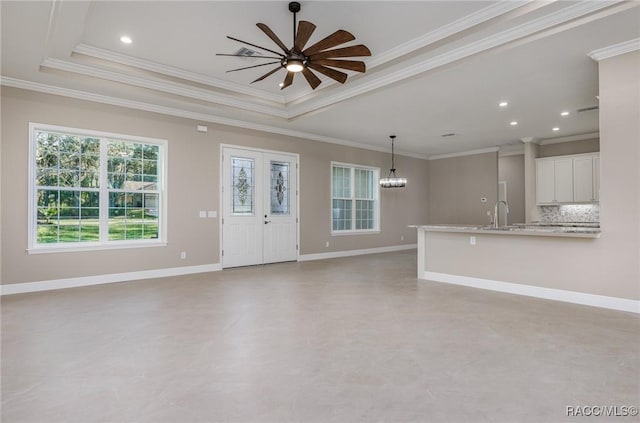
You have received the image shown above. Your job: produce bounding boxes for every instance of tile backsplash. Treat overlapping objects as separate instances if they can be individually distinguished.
[538,204,600,223]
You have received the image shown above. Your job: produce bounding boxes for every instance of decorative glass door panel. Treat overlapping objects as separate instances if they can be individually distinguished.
[270,161,289,215]
[232,157,255,215]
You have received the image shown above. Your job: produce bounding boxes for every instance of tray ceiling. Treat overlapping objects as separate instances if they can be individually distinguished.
[1,1,639,157]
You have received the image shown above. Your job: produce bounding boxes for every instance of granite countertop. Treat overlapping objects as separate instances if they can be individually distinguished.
[409,223,601,238]
[523,222,600,228]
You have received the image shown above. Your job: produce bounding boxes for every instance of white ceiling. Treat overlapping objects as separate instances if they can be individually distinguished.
[2,1,639,157]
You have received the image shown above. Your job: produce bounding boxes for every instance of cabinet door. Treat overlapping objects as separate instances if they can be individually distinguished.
[536,160,555,204]
[554,158,573,203]
[573,156,594,202]
[593,156,600,201]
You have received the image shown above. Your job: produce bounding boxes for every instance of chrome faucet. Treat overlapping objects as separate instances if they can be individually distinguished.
[494,200,510,228]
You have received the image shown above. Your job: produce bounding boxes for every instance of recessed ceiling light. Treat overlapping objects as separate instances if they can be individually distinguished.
[510,121,518,126]
[561,111,570,116]
[120,35,132,44]
[552,127,560,131]
[278,82,284,87]
[499,101,508,107]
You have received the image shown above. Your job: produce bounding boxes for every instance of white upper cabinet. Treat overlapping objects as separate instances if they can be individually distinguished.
[536,153,600,205]
[573,156,595,202]
[536,160,555,204]
[554,158,574,203]
[593,156,600,202]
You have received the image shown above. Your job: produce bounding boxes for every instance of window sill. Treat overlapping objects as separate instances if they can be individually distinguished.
[331,230,380,236]
[27,240,167,254]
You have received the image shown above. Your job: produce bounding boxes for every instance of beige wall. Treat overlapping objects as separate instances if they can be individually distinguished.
[538,138,600,158]
[421,51,640,301]
[598,50,640,298]
[0,87,429,285]
[428,152,498,225]
[498,154,525,224]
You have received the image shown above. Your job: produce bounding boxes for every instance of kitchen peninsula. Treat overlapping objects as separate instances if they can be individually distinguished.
[410,223,636,313]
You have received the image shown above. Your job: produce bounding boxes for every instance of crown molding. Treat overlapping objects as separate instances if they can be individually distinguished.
[72,2,530,107]
[41,58,289,118]
[538,132,599,145]
[588,37,640,61]
[42,0,62,60]
[66,1,619,120]
[520,137,539,144]
[73,43,285,104]
[1,76,430,159]
[367,0,530,69]
[427,147,499,161]
[286,0,625,119]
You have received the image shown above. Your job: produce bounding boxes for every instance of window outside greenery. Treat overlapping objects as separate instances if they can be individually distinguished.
[32,126,164,248]
[331,163,379,233]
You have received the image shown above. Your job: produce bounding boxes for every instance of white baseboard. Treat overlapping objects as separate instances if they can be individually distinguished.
[298,244,417,262]
[423,271,640,314]
[1,263,222,296]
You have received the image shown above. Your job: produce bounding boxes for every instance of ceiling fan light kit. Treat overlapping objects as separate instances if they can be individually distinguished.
[380,135,407,188]
[218,1,371,90]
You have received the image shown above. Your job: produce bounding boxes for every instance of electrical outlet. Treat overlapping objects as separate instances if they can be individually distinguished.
[470,236,476,245]
[208,211,217,218]
[180,251,187,259]
[325,241,330,248]
[401,235,404,241]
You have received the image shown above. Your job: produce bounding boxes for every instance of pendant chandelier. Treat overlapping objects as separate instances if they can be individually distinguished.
[379,135,407,188]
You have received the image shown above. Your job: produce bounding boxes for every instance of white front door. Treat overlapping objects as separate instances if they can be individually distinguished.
[222,147,298,268]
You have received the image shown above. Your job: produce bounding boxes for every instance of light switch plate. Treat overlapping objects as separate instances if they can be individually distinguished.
[199,211,207,218]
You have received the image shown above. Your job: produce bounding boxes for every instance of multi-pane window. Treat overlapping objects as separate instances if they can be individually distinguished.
[29,123,166,251]
[331,163,379,233]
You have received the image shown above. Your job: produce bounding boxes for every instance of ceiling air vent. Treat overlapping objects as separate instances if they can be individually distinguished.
[440,133,457,138]
[234,47,262,57]
[576,105,599,113]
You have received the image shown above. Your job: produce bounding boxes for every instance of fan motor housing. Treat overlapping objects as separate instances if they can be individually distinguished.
[288,2,301,13]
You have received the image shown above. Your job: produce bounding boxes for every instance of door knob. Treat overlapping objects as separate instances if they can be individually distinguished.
[264,220,272,224]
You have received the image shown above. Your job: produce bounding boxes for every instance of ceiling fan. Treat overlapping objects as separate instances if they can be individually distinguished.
[217,1,371,90]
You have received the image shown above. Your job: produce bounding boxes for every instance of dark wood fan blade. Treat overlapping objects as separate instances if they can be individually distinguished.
[227,36,285,57]
[302,30,355,56]
[312,59,366,73]
[251,66,283,83]
[301,67,321,90]
[294,21,316,52]
[257,23,290,54]
[226,61,281,73]
[281,71,294,90]
[308,63,348,84]
[309,45,372,60]
[216,53,283,60]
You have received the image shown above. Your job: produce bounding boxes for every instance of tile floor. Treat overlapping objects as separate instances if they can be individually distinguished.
[2,250,638,422]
